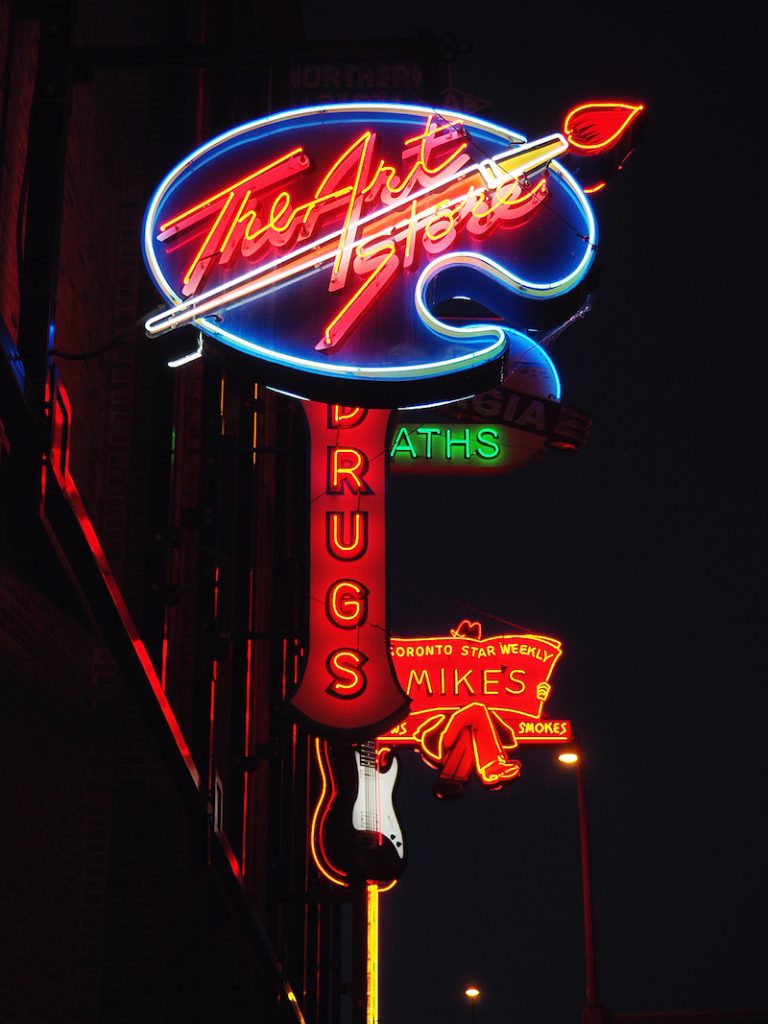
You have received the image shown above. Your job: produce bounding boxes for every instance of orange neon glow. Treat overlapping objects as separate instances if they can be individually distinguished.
[563,101,645,154]
[282,982,307,1024]
[242,561,255,869]
[310,738,349,887]
[366,883,379,1024]
[251,383,259,466]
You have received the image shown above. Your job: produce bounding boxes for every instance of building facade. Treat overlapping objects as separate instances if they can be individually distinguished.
[0,2,439,1022]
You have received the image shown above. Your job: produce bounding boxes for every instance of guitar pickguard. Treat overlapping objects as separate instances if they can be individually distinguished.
[351,749,405,860]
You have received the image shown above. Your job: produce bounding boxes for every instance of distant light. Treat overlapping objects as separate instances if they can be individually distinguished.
[465,987,480,999]
[558,751,579,764]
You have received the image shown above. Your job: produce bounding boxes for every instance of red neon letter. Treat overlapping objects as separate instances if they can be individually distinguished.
[329,406,366,428]
[326,580,368,628]
[327,511,368,560]
[328,447,372,495]
[326,649,368,698]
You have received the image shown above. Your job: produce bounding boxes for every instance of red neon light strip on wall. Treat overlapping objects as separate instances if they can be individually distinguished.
[43,467,201,787]
[43,380,200,788]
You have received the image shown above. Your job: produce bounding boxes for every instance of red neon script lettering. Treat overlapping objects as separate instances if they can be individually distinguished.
[156,116,549,351]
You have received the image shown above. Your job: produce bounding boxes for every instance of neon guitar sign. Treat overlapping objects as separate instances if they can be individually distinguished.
[311,738,406,887]
[141,102,641,406]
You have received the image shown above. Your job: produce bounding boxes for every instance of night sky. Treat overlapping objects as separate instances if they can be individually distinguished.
[300,3,766,1023]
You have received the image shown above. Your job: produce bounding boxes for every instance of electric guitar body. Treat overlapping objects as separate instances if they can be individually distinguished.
[313,739,406,885]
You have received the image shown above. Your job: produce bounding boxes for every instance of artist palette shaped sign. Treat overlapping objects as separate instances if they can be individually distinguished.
[142,102,598,406]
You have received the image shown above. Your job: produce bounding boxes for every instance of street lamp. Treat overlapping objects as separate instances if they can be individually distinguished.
[464,985,480,1023]
[557,744,609,1024]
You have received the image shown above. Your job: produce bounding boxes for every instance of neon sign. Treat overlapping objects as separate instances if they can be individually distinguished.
[142,102,615,406]
[379,620,570,797]
[311,738,405,887]
[389,386,590,472]
[389,422,513,473]
[563,102,644,154]
[290,404,409,736]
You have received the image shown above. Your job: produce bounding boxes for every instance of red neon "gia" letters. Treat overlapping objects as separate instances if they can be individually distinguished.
[290,403,409,737]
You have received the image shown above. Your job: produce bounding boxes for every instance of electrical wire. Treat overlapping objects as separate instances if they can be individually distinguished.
[50,310,162,360]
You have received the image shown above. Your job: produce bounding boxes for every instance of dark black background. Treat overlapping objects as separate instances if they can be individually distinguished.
[299,4,765,1022]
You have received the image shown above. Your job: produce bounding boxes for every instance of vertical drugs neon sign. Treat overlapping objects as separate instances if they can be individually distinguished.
[290,404,409,736]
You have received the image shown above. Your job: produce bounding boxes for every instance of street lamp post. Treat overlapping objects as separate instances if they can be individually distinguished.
[465,985,480,1023]
[558,746,608,1024]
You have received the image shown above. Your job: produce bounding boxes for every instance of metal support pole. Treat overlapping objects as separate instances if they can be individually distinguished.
[576,755,598,1011]
[572,749,611,1024]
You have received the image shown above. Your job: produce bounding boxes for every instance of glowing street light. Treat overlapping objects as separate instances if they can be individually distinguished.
[465,985,481,1022]
[558,743,610,1024]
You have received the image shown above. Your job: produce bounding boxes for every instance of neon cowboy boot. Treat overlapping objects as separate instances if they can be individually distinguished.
[478,756,522,786]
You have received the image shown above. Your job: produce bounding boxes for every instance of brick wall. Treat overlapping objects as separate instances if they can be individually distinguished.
[0,554,104,1023]
[0,13,38,343]
[0,551,278,1023]
[0,2,291,1019]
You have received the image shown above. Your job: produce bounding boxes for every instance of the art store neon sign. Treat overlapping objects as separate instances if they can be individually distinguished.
[142,101,642,739]
[142,102,642,406]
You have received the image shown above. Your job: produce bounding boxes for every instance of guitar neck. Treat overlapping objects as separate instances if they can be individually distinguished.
[357,740,381,833]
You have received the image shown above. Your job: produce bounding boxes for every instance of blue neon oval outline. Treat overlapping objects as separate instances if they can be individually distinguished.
[142,102,596,383]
